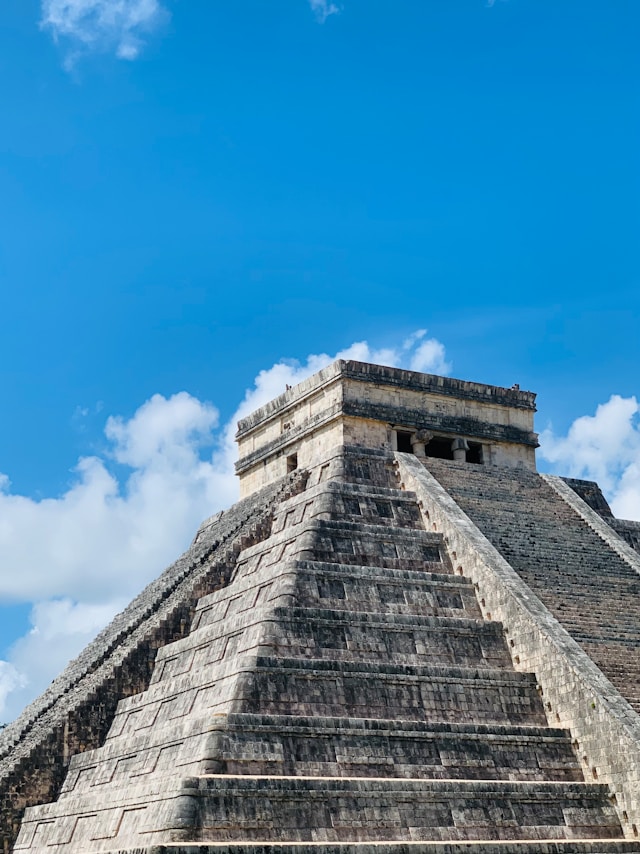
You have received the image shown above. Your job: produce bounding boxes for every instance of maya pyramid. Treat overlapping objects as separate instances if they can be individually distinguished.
[3,359,640,854]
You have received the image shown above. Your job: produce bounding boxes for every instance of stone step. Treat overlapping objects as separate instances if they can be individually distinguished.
[187,776,622,843]
[237,658,548,726]
[421,457,640,716]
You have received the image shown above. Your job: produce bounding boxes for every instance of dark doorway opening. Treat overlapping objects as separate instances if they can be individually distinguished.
[396,431,413,453]
[287,453,298,473]
[468,443,483,464]
[425,437,454,460]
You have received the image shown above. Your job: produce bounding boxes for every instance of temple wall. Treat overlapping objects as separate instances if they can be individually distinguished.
[237,360,538,497]
[342,376,534,432]
[238,421,344,499]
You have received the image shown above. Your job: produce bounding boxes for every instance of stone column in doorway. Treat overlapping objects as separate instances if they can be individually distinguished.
[411,430,433,458]
[452,438,469,462]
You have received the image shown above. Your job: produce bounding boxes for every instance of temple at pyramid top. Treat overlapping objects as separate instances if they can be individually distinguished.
[236,359,538,497]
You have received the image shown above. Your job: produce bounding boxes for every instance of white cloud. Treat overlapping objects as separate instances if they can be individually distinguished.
[308,0,341,23]
[408,339,451,375]
[0,332,449,722]
[40,0,167,65]
[39,0,337,65]
[0,392,225,605]
[3,599,127,720]
[539,394,640,522]
[218,330,451,471]
[0,663,26,722]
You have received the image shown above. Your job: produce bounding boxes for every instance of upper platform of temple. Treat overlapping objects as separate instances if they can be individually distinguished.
[235,360,538,497]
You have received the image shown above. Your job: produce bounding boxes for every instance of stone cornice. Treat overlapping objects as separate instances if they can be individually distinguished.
[235,402,342,474]
[236,360,536,439]
[235,397,538,475]
[340,361,537,410]
[342,400,539,448]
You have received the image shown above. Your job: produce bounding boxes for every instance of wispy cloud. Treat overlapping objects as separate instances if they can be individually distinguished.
[539,394,640,522]
[308,0,341,23]
[0,332,449,722]
[39,0,339,66]
[40,0,168,66]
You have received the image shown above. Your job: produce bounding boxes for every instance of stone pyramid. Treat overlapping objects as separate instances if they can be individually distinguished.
[3,360,640,853]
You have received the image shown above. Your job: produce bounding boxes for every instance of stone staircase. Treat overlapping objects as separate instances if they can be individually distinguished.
[423,458,640,713]
[13,447,639,852]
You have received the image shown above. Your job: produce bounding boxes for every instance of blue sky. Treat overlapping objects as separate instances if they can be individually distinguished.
[0,0,638,722]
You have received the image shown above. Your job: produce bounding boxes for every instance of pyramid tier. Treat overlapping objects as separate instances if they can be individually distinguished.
[59,710,217,795]
[16,778,623,850]
[59,714,583,797]
[154,605,512,676]
[204,714,583,783]
[270,481,426,533]
[284,561,482,618]
[306,521,446,570]
[186,777,623,843]
[259,607,512,668]
[237,658,548,726]
[229,520,448,578]
[192,561,481,630]
[104,656,547,744]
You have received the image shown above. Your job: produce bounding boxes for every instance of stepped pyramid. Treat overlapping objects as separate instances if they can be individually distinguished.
[4,360,640,853]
